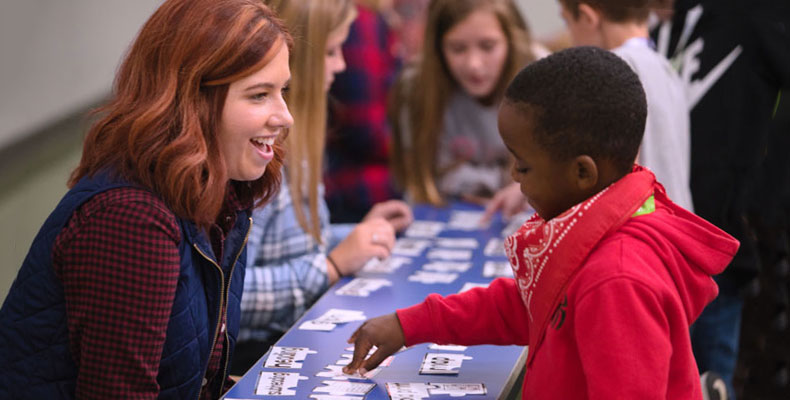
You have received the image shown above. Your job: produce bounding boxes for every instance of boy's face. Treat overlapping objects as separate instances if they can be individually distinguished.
[498,101,586,221]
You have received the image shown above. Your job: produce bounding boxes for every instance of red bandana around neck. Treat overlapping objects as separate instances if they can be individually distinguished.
[504,166,657,366]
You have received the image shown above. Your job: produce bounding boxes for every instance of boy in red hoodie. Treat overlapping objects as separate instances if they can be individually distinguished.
[343,46,739,399]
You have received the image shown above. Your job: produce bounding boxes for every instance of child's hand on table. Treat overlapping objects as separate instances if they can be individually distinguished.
[343,313,405,375]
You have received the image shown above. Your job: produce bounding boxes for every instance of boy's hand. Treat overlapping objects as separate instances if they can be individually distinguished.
[364,200,414,233]
[343,313,405,375]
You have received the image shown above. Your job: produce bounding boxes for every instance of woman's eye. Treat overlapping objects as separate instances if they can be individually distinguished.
[251,92,268,101]
[281,86,290,95]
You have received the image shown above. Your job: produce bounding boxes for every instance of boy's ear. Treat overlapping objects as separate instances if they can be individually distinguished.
[571,155,598,191]
[577,3,602,28]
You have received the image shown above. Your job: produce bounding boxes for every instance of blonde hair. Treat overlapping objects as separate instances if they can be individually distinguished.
[390,0,536,205]
[266,0,355,241]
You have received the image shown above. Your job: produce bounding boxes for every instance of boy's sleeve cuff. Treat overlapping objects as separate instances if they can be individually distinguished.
[396,301,435,346]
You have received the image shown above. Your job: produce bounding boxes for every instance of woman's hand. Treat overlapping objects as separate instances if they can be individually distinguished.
[343,313,405,375]
[328,217,395,281]
[480,182,530,224]
[364,200,414,232]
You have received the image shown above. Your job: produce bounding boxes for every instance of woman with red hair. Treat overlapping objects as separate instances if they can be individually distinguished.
[0,0,292,398]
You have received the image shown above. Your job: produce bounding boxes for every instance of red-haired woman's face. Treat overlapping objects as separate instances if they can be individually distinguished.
[219,44,293,182]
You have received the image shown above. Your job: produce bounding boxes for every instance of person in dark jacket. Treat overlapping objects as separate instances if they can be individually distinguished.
[0,0,292,398]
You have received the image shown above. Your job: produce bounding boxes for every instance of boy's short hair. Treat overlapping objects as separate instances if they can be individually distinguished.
[559,0,651,22]
[504,46,646,174]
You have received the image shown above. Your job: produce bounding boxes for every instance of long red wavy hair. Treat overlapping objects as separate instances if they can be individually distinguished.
[70,0,291,228]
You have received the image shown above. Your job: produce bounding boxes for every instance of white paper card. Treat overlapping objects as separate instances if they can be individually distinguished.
[430,383,487,397]
[419,353,473,375]
[458,282,489,293]
[392,238,431,257]
[316,364,381,380]
[447,211,489,230]
[255,371,308,396]
[313,380,376,395]
[435,238,479,249]
[501,212,531,237]
[483,261,514,278]
[264,346,318,369]
[428,344,468,352]
[334,277,392,297]
[404,221,444,238]
[408,270,458,284]
[426,248,472,261]
[484,238,506,257]
[361,256,411,274]
[422,261,472,273]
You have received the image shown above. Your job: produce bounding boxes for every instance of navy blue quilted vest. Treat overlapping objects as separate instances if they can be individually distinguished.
[0,172,250,399]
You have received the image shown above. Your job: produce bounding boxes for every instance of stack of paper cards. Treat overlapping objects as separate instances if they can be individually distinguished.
[334,277,392,297]
[299,309,366,331]
[386,382,487,399]
[419,353,473,375]
[484,238,506,257]
[435,237,479,249]
[426,248,472,261]
[313,381,376,396]
[264,346,318,368]
[255,371,308,396]
[422,261,472,273]
[458,282,489,293]
[361,256,411,274]
[482,261,514,278]
[447,210,489,231]
[392,238,432,257]
[408,270,458,284]
[404,221,445,238]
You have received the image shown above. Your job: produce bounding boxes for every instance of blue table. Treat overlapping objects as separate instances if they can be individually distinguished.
[223,203,527,399]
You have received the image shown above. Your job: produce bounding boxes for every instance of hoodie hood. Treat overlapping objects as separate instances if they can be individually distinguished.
[619,186,740,323]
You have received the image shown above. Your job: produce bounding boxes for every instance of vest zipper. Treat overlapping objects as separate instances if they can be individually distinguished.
[191,217,251,400]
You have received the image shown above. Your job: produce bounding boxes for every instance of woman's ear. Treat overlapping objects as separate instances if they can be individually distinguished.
[571,155,599,191]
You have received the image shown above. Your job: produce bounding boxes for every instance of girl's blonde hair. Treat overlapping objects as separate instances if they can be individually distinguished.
[390,0,536,205]
[266,0,356,241]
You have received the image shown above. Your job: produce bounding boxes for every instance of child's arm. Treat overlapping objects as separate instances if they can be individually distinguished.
[344,277,530,373]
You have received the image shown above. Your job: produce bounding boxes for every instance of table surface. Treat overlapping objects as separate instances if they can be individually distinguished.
[223,203,528,399]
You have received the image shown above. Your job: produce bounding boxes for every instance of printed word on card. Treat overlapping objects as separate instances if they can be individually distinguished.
[404,221,444,238]
[419,353,473,375]
[483,261,514,278]
[264,346,317,369]
[316,364,382,380]
[334,277,392,297]
[255,371,308,396]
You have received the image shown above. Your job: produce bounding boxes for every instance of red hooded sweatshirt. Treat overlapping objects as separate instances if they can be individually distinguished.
[398,170,739,399]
